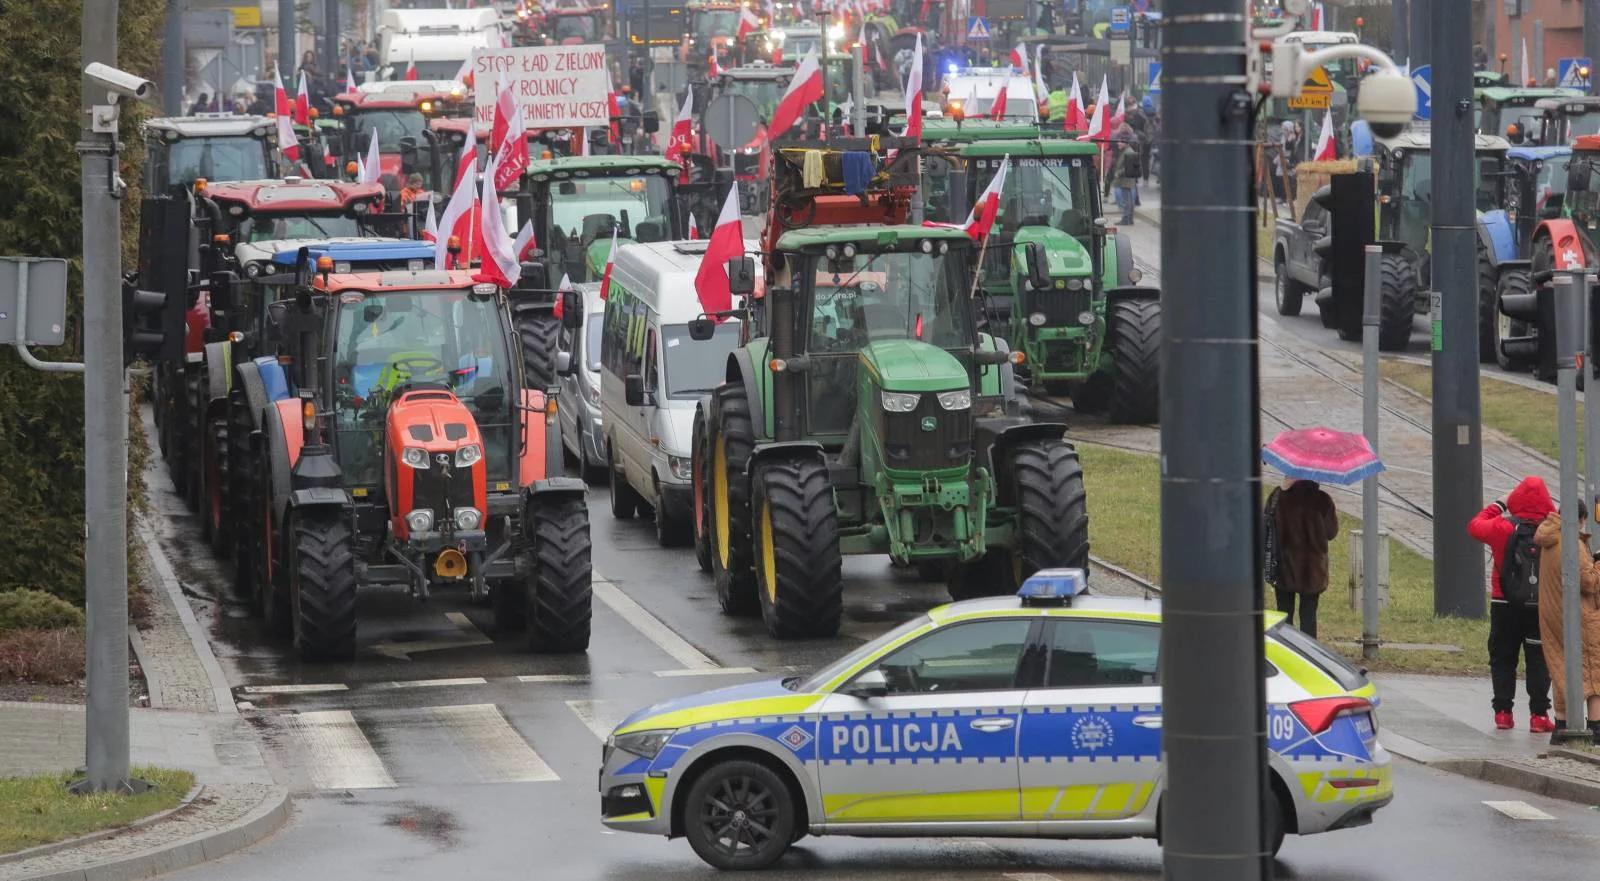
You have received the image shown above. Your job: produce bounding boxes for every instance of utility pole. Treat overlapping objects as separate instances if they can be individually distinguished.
[1587,0,1600,94]
[1484,0,1496,68]
[1159,0,1267,878]
[279,0,297,82]
[77,0,133,794]
[1411,0,1432,68]
[1393,0,1409,66]
[162,0,183,114]
[1432,0,1486,619]
[324,0,340,82]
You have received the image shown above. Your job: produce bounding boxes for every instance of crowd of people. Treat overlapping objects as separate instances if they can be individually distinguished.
[184,40,385,120]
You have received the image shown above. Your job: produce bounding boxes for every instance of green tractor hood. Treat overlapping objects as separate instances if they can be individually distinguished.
[1010,225,1092,278]
[861,339,969,393]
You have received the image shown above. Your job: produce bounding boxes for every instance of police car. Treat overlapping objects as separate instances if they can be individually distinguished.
[599,570,1392,870]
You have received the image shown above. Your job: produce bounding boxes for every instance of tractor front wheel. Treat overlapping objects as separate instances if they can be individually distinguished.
[1377,254,1418,352]
[526,495,593,652]
[951,441,1090,600]
[709,384,759,616]
[289,509,358,661]
[691,411,713,573]
[753,457,842,639]
[203,409,231,557]
[515,304,561,394]
[1105,298,1161,424]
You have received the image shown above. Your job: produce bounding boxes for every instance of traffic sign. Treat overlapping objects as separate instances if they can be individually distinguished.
[1147,61,1161,94]
[966,16,990,40]
[1109,5,1130,34]
[1412,63,1432,120]
[1287,65,1333,110]
[1559,57,1593,91]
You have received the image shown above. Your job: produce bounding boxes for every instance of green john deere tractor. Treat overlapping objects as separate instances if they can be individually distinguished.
[925,139,1160,422]
[690,143,1091,638]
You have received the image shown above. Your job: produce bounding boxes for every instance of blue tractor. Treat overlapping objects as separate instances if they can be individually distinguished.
[1481,145,1573,370]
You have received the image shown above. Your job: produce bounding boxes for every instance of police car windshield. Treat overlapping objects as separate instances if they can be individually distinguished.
[791,614,932,691]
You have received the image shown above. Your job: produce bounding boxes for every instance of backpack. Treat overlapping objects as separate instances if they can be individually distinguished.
[1499,519,1541,605]
[1121,149,1143,180]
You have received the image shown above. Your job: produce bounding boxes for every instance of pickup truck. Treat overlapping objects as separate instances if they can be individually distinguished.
[1271,200,1337,328]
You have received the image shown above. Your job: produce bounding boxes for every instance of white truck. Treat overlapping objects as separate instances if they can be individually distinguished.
[377,7,506,81]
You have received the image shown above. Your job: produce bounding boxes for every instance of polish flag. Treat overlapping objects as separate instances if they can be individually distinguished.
[1108,93,1126,131]
[1064,70,1086,131]
[1033,44,1048,104]
[346,60,358,92]
[963,154,1009,240]
[666,87,695,163]
[737,5,760,39]
[453,56,476,89]
[273,67,300,162]
[989,78,1010,120]
[1313,107,1337,161]
[422,200,439,243]
[294,71,311,125]
[598,226,619,299]
[435,144,478,268]
[1079,74,1109,141]
[492,83,528,191]
[490,80,517,156]
[769,49,824,138]
[903,32,924,141]
[404,55,419,81]
[709,53,724,79]
[688,211,699,239]
[356,153,366,182]
[693,183,743,317]
[552,273,573,321]
[359,132,382,183]
[606,70,622,144]
[473,156,522,289]
[1009,44,1029,74]
[513,218,537,261]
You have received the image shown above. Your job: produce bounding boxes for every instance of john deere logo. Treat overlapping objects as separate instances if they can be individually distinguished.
[920,416,937,432]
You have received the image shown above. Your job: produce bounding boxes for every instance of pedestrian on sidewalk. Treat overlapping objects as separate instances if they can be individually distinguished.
[1468,476,1555,732]
[1533,500,1600,737]
[1264,478,1338,638]
[1103,125,1140,226]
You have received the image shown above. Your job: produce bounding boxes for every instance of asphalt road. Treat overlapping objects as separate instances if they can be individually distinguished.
[144,202,1600,880]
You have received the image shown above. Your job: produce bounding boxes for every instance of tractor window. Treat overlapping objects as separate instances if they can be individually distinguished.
[331,290,514,484]
[354,110,427,153]
[1564,112,1600,141]
[552,14,597,41]
[723,79,786,119]
[544,175,672,254]
[1475,154,1507,213]
[161,136,272,187]
[988,156,1097,238]
[237,214,365,242]
[694,9,739,41]
[1399,151,1432,204]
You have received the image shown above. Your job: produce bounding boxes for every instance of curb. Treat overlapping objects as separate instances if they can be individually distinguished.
[11,786,291,881]
[0,785,205,868]
[1432,757,1600,806]
[134,519,236,717]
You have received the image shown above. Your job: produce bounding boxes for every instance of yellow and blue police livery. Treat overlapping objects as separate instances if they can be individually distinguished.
[599,570,1393,870]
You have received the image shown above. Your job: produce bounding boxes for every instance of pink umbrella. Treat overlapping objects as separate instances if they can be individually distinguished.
[1261,427,1384,485]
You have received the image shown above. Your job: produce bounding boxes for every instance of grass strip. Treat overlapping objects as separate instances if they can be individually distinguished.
[1381,360,1576,464]
[0,766,194,855]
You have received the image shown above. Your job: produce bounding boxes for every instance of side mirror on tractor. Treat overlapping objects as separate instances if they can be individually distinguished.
[624,373,651,407]
[687,317,716,341]
[643,110,660,134]
[560,288,582,330]
[1570,161,1593,194]
[208,271,236,314]
[726,256,756,297]
[399,136,418,175]
[521,261,549,292]
[1023,241,1050,290]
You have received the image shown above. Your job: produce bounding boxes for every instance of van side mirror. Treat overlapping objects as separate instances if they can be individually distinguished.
[560,288,582,330]
[842,668,888,699]
[687,317,716,341]
[624,373,651,406]
[726,256,756,297]
[643,110,660,134]
[556,350,575,376]
[1023,241,1050,290]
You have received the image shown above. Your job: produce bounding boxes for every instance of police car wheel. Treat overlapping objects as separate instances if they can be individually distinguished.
[1266,782,1288,858]
[683,760,796,870]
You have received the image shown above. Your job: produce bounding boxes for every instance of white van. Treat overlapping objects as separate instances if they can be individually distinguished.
[942,70,1040,123]
[378,8,504,81]
[599,240,752,546]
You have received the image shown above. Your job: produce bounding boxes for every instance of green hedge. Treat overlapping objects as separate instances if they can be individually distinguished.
[0,1,162,604]
[0,589,86,633]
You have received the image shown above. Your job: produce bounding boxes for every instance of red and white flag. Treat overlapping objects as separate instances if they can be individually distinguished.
[422,200,439,243]
[513,219,537,261]
[737,5,760,39]
[598,226,619,299]
[552,273,573,320]
[1008,44,1029,74]
[404,55,419,81]
[1033,44,1047,104]
[294,70,311,125]
[989,78,1010,120]
[606,70,622,144]
[693,183,744,317]
[273,67,300,162]
[963,154,1010,240]
[769,49,823,138]
[473,156,522,288]
[359,132,382,183]
[453,56,475,88]
[666,88,695,164]
[490,80,517,156]
[1313,107,1337,161]
[1064,70,1086,131]
[1079,74,1109,140]
[903,32,924,141]
[435,144,478,268]
[492,81,528,191]
[346,60,358,92]
[1108,93,1126,131]
[688,212,699,239]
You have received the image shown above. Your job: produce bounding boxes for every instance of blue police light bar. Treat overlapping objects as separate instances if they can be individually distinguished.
[1018,568,1087,606]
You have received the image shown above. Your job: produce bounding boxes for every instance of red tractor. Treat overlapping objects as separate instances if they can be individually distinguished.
[230,268,593,659]
[331,82,469,191]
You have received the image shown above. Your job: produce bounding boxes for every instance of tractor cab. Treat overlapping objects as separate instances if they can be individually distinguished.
[519,155,687,287]
[688,64,792,186]
[332,81,469,191]
[1503,146,1573,248]
[686,0,743,60]
[422,116,491,194]
[1562,135,1600,232]
[142,115,279,189]
[1474,87,1578,141]
[1534,96,1600,149]
[539,0,609,45]
[770,21,827,65]
[198,179,394,271]
[1373,129,1511,275]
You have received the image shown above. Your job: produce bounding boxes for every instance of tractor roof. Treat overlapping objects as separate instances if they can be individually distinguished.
[430,116,491,142]
[334,84,466,111]
[144,115,275,139]
[1534,95,1600,112]
[959,138,1099,158]
[525,155,681,176]
[1375,128,1510,153]
[204,179,386,213]
[776,225,972,251]
[1279,30,1358,45]
[1477,86,1580,104]
[717,64,793,83]
[313,269,485,294]
[922,119,1045,142]
[1507,145,1572,161]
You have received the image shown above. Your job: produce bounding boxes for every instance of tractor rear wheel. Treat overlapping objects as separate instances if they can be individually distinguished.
[227,390,256,593]
[1377,254,1417,351]
[289,509,358,661]
[526,494,593,652]
[515,304,561,394]
[204,410,231,557]
[1105,298,1161,424]
[709,384,759,616]
[1477,243,1499,363]
[692,411,713,573]
[752,457,842,638]
[180,369,204,510]
[951,441,1090,600]
[1495,267,1534,371]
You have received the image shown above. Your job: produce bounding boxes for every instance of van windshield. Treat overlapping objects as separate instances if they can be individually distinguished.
[662,322,739,398]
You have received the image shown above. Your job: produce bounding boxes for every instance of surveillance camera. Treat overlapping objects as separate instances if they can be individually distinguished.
[1358,70,1417,139]
[84,62,154,103]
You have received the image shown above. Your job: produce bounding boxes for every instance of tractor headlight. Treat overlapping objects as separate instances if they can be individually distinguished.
[1028,312,1047,327]
[1066,278,1084,290]
[1128,268,1144,284]
[401,447,430,469]
[1078,311,1096,325]
[455,444,482,466]
[611,728,675,759]
[668,455,693,480]
[405,509,435,533]
[453,507,482,530]
[936,389,972,410]
[880,390,920,412]
[244,261,264,278]
[842,243,857,258]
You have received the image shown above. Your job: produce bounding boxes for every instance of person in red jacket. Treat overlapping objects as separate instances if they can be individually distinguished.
[1469,476,1555,732]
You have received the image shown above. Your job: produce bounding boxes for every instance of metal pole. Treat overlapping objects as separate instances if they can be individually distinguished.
[78,0,132,794]
[1411,0,1431,68]
[279,0,296,82]
[1534,19,1546,84]
[1431,0,1486,619]
[1511,14,1523,84]
[1362,244,1382,661]
[1160,1,1266,878]
[1393,0,1410,67]
[1586,274,1600,524]
[324,0,340,84]
[1484,0,1497,69]
[162,0,184,114]
[853,41,866,136]
[1554,273,1592,742]
[1587,0,1600,94]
